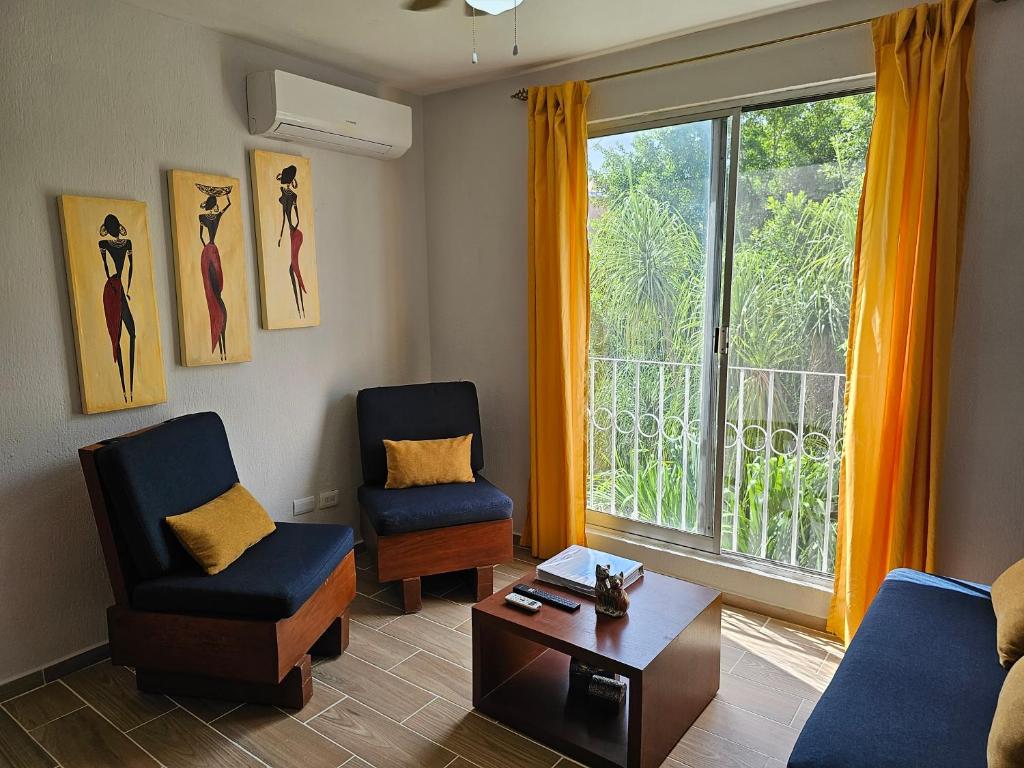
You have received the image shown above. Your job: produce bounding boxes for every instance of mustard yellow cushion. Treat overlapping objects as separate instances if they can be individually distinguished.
[165,484,276,575]
[992,558,1024,669]
[989,660,1024,768]
[384,434,475,489]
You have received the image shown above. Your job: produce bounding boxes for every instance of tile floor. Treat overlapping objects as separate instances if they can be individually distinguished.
[0,548,843,768]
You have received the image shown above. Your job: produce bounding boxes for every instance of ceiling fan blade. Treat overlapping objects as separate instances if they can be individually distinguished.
[403,0,449,10]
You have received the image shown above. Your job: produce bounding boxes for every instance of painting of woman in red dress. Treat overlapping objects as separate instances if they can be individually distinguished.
[196,185,232,360]
[276,164,306,318]
[98,214,136,403]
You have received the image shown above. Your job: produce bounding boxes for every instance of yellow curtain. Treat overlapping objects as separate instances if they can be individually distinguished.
[829,0,975,644]
[521,81,591,558]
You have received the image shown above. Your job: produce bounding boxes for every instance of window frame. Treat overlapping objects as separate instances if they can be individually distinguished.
[585,76,876,575]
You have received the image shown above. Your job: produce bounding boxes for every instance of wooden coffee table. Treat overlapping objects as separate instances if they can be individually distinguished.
[472,569,721,768]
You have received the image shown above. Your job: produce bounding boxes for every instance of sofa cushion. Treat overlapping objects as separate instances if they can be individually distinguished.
[133,522,354,620]
[95,412,239,579]
[356,382,484,486]
[989,659,1024,768]
[358,475,512,536]
[992,557,1024,668]
[788,569,1007,768]
[384,435,475,489]
[165,484,276,575]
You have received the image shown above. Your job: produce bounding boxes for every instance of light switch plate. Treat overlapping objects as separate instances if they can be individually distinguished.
[293,496,316,516]
[319,489,339,509]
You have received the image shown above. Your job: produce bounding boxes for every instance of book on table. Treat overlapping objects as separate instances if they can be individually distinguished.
[536,545,644,597]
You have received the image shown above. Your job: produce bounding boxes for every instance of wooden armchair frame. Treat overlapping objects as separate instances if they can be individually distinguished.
[79,431,355,709]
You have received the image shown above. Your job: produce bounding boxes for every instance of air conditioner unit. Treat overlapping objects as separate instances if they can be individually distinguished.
[246,70,412,160]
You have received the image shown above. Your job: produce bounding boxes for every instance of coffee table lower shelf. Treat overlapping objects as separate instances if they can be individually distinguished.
[475,648,629,768]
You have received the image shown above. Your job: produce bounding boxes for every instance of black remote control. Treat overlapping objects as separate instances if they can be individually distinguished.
[514,583,581,612]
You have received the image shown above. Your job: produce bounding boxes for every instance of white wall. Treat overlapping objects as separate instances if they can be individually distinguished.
[0,0,431,683]
[423,0,1024,584]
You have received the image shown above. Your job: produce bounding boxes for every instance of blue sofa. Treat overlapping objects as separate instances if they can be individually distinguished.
[789,569,1007,768]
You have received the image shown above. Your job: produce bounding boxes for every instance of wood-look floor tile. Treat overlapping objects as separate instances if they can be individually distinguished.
[720,643,744,672]
[170,696,240,724]
[289,682,346,723]
[390,652,473,710]
[2,682,84,730]
[790,699,816,731]
[350,594,402,630]
[0,709,53,768]
[356,568,388,597]
[308,696,454,768]
[447,759,483,768]
[213,704,350,768]
[63,662,174,731]
[729,652,828,701]
[32,707,158,768]
[717,672,802,726]
[454,619,472,636]
[380,615,473,669]
[668,725,768,768]
[314,654,433,722]
[417,596,473,629]
[495,558,535,579]
[0,673,44,705]
[493,571,520,592]
[723,618,829,673]
[131,707,263,768]
[694,699,799,762]
[347,622,417,670]
[404,698,559,768]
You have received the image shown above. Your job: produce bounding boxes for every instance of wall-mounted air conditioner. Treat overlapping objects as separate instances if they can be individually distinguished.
[246,70,412,160]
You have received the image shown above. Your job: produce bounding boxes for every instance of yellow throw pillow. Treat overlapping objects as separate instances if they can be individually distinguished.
[384,434,475,489]
[992,558,1024,669]
[989,660,1024,768]
[166,484,276,575]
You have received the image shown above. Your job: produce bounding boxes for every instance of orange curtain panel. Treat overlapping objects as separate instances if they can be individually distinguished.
[829,0,975,644]
[521,81,592,558]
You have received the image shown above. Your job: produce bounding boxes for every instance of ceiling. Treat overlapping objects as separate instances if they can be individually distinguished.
[120,0,824,94]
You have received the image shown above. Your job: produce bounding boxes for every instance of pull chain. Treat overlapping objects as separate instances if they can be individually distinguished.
[471,6,478,64]
[512,0,518,56]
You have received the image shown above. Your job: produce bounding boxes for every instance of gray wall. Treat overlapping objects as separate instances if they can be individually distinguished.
[0,0,431,683]
[423,0,1024,583]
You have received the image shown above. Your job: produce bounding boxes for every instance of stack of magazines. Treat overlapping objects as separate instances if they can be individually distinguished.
[535,545,643,597]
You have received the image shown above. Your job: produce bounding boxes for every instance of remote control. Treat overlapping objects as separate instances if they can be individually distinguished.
[514,584,581,612]
[505,593,542,613]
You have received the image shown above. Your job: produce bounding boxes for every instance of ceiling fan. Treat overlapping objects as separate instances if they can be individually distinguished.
[403,0,524,16]
[404,0,525,62]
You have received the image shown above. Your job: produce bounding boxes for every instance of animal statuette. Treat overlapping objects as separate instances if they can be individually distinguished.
[594,563,630,617]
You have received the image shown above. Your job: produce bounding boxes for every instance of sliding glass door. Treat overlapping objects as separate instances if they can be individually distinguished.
[586,89,874,575]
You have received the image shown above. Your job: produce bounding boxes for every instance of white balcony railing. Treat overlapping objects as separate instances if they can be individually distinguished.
[587,356,845,576]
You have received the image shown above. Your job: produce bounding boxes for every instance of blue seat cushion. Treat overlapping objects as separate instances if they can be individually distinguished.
[358,475,512,536]
[356,381,484,486]
[94,412,239,580]
[788,569,1006,768]
[132,523,354,620]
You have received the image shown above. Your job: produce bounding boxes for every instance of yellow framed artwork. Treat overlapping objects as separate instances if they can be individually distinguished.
[58,195,167,414]
[167,170,252,365]
[249,149,320,329]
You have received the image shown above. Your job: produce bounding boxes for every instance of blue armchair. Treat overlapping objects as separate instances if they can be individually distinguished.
[356,381,514,612]
[79,412,356,708]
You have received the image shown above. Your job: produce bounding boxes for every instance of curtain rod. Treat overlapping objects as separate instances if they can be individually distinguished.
[510,1,1007,102]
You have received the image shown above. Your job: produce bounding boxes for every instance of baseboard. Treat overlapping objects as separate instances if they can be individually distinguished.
[0,642,111,703]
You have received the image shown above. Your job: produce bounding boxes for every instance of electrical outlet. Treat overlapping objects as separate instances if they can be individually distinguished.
[293,496,316,516]
[319,489,339,509]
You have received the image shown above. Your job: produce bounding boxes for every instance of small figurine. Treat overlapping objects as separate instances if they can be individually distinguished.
[595,563,630,617]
